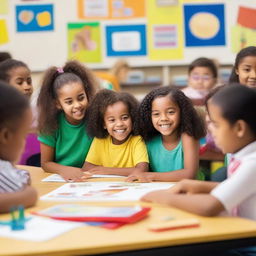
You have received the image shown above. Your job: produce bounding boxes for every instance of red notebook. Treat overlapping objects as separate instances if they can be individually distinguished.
[31,204,151,223]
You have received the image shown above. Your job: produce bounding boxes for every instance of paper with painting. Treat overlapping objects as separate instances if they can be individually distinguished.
[40,182,174,201]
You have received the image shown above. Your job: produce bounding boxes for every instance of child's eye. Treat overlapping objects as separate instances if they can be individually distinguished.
[152,112,159,117]
[167,110,175,114]
[78,95,85,101]
[27,78,32,85]
[65,100,72,105]
[122,115,129,120]
[108,118,115,122]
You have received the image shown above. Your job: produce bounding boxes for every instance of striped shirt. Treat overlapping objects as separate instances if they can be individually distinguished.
[0,159,30,193]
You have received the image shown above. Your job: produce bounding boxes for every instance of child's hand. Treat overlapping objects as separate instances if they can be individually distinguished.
[126,172,154,183]
[168,179,204,194]
[59,167,87,182]
[141,189,171,204]
[88,166,107,175]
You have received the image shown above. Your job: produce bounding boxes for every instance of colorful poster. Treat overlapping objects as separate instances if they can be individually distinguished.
[106,25,147,56]
[16,4,54,32]
[147,0,183,60]
[0,19,9,45]
[0,0,8,14]
[153,25,178,49]
[184,4,226,47]
[68,22,101,63]
[78,0,145,19]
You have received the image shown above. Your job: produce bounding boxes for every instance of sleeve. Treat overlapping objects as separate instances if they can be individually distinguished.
[0,162,27,193]
[133,137,149,165]
[38,132,56,148]
[85,138,102,165]
[211,160,256,212]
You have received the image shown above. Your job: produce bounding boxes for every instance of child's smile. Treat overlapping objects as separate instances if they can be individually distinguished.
[104,101,132,145]
[56,82,88,125]
[151,96,180,138]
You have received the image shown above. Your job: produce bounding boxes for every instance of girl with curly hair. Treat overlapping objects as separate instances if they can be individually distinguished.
[83,89,149,176]
[127,86,206,182]
[37,60,97,182]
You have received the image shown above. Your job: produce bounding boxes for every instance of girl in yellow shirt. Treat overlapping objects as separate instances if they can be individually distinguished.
[83,89,149,176]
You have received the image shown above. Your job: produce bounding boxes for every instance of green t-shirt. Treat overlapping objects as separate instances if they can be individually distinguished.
[38,113,93,168]
[146,135,184,172]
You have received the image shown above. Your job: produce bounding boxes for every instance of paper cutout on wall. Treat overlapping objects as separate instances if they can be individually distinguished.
[237,6,256,29]
[78,0,145,20]
[16,4,54,32]
[231,6,256,53]
[0,0,8,14]
[0,19,9,44]
[184,4,225,47]
[147,0,183,60]
[68,22,101,63]
[106,25,146,56]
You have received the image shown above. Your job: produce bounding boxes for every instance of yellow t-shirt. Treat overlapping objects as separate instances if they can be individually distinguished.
[85,135,149,167]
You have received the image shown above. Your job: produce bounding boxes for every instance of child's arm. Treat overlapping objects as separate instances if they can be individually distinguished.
[40,143,86,182]
[0,186,37,213]
[127,134,199,182]
[141,190,224,217]
[83,161,149,176]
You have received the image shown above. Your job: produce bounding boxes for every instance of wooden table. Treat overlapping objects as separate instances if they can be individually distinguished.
[1,166,256,256]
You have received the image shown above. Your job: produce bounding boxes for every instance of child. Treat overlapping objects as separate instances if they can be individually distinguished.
[127,86,206,182]
[0,59,40,166]
[141,84,256,255]
[229,46,256,88]
[83,89,149,176]
[0,81,37,213]
[37,60,96,182]
[182,57,218,105]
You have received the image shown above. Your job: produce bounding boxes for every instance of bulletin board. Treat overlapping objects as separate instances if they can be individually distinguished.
[0,0,256,71]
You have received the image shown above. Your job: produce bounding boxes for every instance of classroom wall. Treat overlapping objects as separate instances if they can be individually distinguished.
[1,0,256,72]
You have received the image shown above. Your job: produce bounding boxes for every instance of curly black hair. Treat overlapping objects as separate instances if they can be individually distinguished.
[86,89,139,138]
[138,86,206,141]
[37,60,97,134]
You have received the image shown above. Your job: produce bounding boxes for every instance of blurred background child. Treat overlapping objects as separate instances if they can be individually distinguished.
[127,86,206,182]
[229,46,256,88]
[37,60,97,182]
[83,89,149,176]
[0,81,37,213]
[0,59,40,166]
[182,57,218,106]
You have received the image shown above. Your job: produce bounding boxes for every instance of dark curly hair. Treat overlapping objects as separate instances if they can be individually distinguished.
[86,89,139,138]
[138,86,206,141]
[229,46,256,83]
[37,60,97,134]
[0,59,29,82]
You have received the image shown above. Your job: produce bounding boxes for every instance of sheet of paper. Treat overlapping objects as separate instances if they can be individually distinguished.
[42,173,125,182]
[0,217,83,242]
[40,181,174,201]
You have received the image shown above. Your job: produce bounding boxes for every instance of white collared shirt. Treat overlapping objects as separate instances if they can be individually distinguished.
[211,141,256,220]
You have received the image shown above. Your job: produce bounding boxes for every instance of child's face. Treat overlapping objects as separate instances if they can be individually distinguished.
[188,66,216,91]
[0,108,32,163]
[208,101,240,154]
[8,66,33,98]
[56,82,88,125]
[117,67,129,83]
[103,101,132,145]
[236,56,256,88]
[151,95,180,138]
